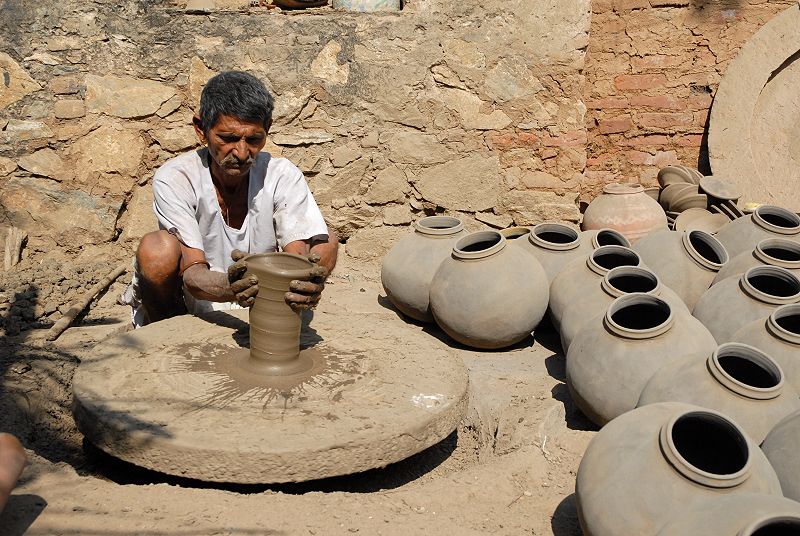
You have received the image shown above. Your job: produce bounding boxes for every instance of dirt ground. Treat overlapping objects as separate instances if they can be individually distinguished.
[0,248,596,535]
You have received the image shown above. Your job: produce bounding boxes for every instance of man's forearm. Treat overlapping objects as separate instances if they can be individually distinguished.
[181,265,237,303]
[310,227,339,275]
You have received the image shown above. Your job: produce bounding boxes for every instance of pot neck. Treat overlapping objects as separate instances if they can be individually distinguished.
[602,182,644,195]
[681,230,729,272]
[586,245,641,276]
[453,230,506,260]
[766,304,800,345]
[590,228,631,249]
[752,205,800,236]
[603,293,674,340]
[753,238,800,270]
[601,266,661,299]
[706,343,784,401]
[528,223,581,251]
[739,266,800,305]
[414,216,464,237]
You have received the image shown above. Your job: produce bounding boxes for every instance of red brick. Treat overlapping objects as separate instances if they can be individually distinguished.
[613,0,649,11]
[628,150,679,166]
[617,135,671,146]
[587,97,629,109]
[598,115,633,134]
[614,74,668,91]
[630,95,683,110]
[676,134,704,147]
[638,112,694,129]
[542,130,588,147]
[686,93,713,110]
[693,110,710,127]
[628,150,651,166]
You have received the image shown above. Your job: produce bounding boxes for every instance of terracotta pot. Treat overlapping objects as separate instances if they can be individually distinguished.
[566,294,717,425]
[581,183,669,243]
[633,229,729,311]
[656,494,800,536]
[693,266,800,344]
[559,265,687,353]
[732,304,800,393]
[381,216,466,323]
[576,402,782,536]
[429,230,548,349]
[714,204,800,259]
[762,410,800,502]
[549,245,642,331]
[712,238,800,285]
[638,343,800,444]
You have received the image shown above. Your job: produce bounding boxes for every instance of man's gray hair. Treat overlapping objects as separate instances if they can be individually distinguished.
[198,71,274,133]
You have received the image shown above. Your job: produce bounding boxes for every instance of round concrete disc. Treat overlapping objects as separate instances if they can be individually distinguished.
[73,309,469,484]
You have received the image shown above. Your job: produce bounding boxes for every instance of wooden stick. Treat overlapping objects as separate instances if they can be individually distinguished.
[46,262,128,342]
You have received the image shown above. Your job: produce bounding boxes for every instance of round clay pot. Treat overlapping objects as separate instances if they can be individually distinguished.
[429,230,548,349]
[713,238,800,285]
[381,216,466,323]
[732,304,800,393]
[581,183,668,243]
[559,265,687,353]
[714,205,800,259]
[693,266,800,344]
[762,410,800,502]
[638,343,800,444]
[576,402,782,536]
[633,229,729,311]
[566,293,717,425]
[656,494,800,536]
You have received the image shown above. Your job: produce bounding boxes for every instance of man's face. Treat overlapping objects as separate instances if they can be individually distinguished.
[194,113,269,183]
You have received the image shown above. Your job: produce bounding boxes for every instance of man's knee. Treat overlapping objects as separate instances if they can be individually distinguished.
[136,230,181,282]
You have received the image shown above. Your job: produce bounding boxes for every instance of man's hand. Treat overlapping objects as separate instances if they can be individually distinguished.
[228,249,259,307]
[285,252,329,312]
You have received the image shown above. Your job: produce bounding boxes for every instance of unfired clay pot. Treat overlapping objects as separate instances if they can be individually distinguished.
[656,494,800,536]
[693,266,800,344]
[714,205,800,259]
[381,216,466,323]
[638,343,800,444]
[633,228,729,311]
[713,238,800,285]
[429,230,548,349]
[576,402,782,536]
[559,265,687,352]
[580,183,669,243]
[549,245,642,331]
[762,410,800,502]
[566,293,717,425]
[732,304,800,393]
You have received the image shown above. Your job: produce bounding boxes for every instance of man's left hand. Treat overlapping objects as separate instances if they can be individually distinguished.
[285,252,329,312]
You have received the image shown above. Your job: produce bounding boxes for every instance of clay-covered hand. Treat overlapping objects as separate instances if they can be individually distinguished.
[285,252,329,312]
[228,249,259,307]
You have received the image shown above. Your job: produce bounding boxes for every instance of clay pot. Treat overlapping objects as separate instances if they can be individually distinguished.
[762,410,800,502]
[732,304,800,393]
[633,229,729,310]
[581,183,669,243]
[549,245,642,331]
[429,230,548,349]
[381,216,466,323]
[714,205,800,259]
[566,293,717,425]
[656,494,800,536]
[576,402,782,536]
[693,266,800,344]
[559,265,687,353]
[713,238,800,285]
[331,0,401,10]
[638,343,800,444]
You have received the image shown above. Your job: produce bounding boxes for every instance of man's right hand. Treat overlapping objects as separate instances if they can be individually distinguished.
[228,250,259,307]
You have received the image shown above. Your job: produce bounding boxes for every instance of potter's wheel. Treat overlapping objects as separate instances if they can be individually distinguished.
[72,308,469,484]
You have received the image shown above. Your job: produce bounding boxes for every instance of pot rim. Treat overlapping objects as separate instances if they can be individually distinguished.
[602,182,644,195]
[681,229,729,271]
[753,238,800,270]
[499,226,531,240]
[586,245,641,276]
[528,222,581,251]
[740,266,800,305]
[767,304,800,345]
[453,230,506,260]
[601,265,661,299]
[244,252,315,280]
[603,293,674,340]
[414,215,465,236]
[590,228,631,249]
[752,205,800,235]
[706,342,785,401]
[738,515,800,536]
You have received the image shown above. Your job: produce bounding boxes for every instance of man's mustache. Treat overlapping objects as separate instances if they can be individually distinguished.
[220,154,255,168]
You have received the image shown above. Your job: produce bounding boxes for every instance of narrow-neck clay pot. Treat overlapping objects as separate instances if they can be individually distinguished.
[577,402,782,536]
[581,182,669,243]
[633,229,729,311]
[429,230,548,349]
[713,238,800,285]
[714,204,800,259]
[381,216,466,323]
[638,342,800,444]
[732,304,800,393]
[566,293,717,425]
[693,265,800,344]
[762,409,800,502]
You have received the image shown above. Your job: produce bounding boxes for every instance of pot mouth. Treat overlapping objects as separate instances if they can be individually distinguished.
[602,182,644,195]
[740,266,800,305]
[528,223,580,251]
[601,266,660,298]
[453,230,506,259]
[659,409,751,488]
[499,226,531,240]
[740,515,800,536]
[414,216,465,236]
[603,293,674,339]
[767,304,800,345]
[752,205,800,235]
[587,245,641,276]
[682,230,729,271]
[590,228,631,249]
[707,343,784,400]
[754,239,800,269]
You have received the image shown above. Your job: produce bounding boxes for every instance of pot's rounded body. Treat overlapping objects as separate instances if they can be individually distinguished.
[633,228,729,311]
[581,183,668,243]
[714,205,800,259]
[732,304,800,393]
[693,266,800,344]
[332,0,401,10]
[381,216,466,323]
[576,402,782,536]
[712,238,800,285]
[567,294,717,425]
[762,410,800,502]
[429,231,548,349]
[638,343,800,444]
